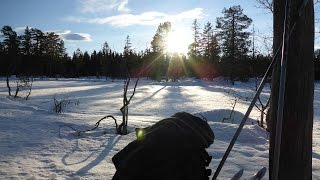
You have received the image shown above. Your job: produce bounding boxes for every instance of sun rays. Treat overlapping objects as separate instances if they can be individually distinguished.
[166,28,192,55]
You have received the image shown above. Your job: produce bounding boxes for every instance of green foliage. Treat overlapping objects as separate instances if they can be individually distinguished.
[215,5,253,81]
[151,22,171,53]
[216,5,252,61]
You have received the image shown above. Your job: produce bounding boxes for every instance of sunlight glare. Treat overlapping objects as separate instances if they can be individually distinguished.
[166,28,192,55]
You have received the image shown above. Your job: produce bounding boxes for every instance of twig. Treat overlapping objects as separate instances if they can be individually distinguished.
[58,115,119,137]
[255,0,273,13]
[222,98,237,123]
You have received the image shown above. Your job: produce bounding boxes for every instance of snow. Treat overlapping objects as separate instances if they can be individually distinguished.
[0,78,319,179]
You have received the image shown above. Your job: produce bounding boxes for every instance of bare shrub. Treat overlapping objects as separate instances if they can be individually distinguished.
[10,76,34,100]
[53,96,80,113]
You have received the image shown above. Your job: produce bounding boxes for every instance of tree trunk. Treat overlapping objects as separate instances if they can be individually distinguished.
[6,76,11,96]
[269,0,314,179]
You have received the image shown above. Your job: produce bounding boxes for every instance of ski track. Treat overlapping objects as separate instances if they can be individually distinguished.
[0,78,319,179]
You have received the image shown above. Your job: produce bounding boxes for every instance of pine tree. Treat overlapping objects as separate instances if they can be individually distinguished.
[102,42,110,56]
[216,5,252,61]
[123,35,132,56]
[1,26,20,75]
[151,22,171,53]
[83,51,91,76]
[200,22,212,58]
[208,34,220,63]
[30,28,45,56]
[188,19,201,58]
[73,48,84,77]
[150,22,171,80]
[21,26,32,56]
[45,32,61,59]
[57,39,66,58]
[1,26,20,56]
[216,5,252,80]
[123,35,133,76]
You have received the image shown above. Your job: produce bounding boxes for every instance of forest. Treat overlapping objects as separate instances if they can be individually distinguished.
[0,5,319,81]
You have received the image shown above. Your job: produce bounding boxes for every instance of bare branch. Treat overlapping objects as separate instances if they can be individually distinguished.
[25,77,33,100]
[12,76,34,99]
[255,0,273,13]
[124,78,130,98]
[128,77,140,104]
[58,115,119,137]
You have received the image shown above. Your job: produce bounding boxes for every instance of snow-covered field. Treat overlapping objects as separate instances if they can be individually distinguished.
[0,78,319,179]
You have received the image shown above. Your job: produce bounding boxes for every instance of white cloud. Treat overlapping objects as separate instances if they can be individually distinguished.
[54,30,92,41]
[79,0,130,13]
[69,8,204,27]
[46,29,71,34]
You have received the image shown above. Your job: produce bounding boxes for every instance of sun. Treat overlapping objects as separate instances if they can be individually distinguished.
[166,28,192,55]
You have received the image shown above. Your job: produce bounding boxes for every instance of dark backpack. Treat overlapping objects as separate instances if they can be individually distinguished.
[112,112,214,180]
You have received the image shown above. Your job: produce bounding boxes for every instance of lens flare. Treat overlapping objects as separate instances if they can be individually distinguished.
[136,129,145,140]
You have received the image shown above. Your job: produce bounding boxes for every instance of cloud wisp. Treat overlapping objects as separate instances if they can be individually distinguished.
[68,8,204,27]
[12,28,91,42]
[79,0,130,13]
[118,0,130,12]
[14,26,33,34]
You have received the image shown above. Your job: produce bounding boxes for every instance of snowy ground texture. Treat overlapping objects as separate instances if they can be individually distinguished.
[0,77,320,179]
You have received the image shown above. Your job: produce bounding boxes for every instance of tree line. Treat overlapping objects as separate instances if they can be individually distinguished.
[1,5,318,81]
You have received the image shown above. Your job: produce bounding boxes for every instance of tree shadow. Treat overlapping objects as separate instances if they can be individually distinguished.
[133,85,167,105]
[313,152,320,160]
[74,135,121,176]
[62,139,90,166]
[61,132,119,167]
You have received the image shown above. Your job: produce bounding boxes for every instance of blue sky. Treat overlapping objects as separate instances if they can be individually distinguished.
[1,0,319,55]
